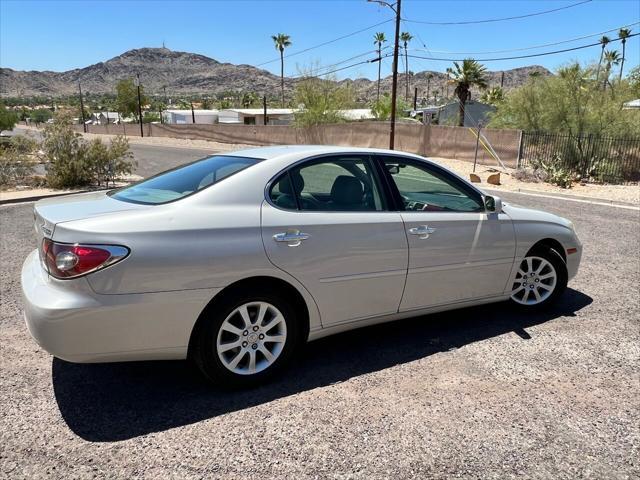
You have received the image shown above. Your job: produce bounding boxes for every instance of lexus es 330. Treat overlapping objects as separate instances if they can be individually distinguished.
[21,146,582,387]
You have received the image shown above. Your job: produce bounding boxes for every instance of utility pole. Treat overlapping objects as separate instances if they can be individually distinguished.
[368,0,401,149]
[135,73,144,137]
[263,95,267,125]
[413,87,418,110]
[191,101,196,124]
[78,82,87,133]
[500,71,505,88]
[389,0,401,149]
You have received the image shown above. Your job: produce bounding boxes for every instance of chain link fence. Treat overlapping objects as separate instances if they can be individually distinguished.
[520,132,640,184]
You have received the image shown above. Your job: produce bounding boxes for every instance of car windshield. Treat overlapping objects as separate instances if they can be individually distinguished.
[110,155,262,205]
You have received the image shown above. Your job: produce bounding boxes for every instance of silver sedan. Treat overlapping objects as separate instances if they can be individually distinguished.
[21,146,582,387]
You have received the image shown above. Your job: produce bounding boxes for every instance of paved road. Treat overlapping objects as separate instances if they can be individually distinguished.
[1,188,638,477]
[128,144,217,178]
[6,127,218,178]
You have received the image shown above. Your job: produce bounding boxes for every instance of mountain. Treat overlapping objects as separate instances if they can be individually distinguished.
[0,47,552,101]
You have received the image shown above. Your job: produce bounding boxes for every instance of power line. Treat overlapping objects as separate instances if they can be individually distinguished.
[412,21,640,55]
[402,0,592,26]
[255,19,393,67]
[289,55,390,83]
[407,32,639,62]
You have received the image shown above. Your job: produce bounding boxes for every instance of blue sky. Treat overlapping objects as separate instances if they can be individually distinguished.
[1,0,639,80]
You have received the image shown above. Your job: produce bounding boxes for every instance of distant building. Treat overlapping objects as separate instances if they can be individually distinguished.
[340,109,375,121]
[91,112,121,125]
[410,101,496,127]
[622,99,640,110]
[162,109,219,124]
[218,108,294,125]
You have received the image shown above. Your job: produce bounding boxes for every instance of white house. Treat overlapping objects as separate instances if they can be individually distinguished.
[90,112,121,125]
[340,109,376,121]
[410,101,496,127]
[218,108,294,125]
[163,109,219,124]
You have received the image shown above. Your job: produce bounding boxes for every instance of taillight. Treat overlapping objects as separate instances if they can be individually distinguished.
[41,239,129,279]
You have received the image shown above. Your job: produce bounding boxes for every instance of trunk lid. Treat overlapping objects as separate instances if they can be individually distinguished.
[33,191,150,240]
[33,191,150,270]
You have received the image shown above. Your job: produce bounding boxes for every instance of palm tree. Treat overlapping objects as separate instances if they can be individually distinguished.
[618,28,631,81]
[271,33,292,107]
[602,49,621,89]
[596,35,610,81]
[480,86,504,106]
[445,67,453,98]
[449,59,488,126]
[426,73,434,103]
[400,32,413,100]
[374,32,387,101]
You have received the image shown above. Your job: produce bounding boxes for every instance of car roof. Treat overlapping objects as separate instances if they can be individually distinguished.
[224,145,425,161]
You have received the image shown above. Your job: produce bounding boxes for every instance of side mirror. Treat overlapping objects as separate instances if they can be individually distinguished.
[484,195,502,213]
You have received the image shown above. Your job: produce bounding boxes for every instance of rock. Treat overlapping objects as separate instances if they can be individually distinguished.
[469,173,481,183]
[487,173,501,185]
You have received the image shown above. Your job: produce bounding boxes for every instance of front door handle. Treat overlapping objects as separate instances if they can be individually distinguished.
[408,225,436,239]
[273,230,311,247]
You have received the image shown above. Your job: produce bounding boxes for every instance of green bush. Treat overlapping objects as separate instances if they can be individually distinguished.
[86,135,136,187]
[42,112,136,189]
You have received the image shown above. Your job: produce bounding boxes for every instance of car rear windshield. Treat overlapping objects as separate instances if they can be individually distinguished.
[109,155,262,204]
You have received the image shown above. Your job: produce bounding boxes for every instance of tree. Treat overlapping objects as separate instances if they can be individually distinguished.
[115,78,148,122]
[489,62,640,138]
[596,35,610,81]
[241,92,259,108]
[445,67,453,98]
[480,86,504,106]
[371,93,409,121]
[400,32,413,101]
[271,33,292,107]
[449,59,488,126]
[293,71,353,127]
[602,50,621,89]
[0,103,18,132]
[426,73,434,103]
[618,28,632,82]
[29,108,53,124]
[374,32,387,101]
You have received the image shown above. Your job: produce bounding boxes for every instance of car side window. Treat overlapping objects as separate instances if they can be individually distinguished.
[382,158,484,212]
[270,156,385,211]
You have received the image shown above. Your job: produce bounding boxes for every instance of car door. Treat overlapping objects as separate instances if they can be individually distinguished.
[261,154,408,327]
[378,155,516,311]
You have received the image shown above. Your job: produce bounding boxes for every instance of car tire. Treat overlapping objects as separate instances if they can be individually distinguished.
[509,246,568,310]
[192,288,301,388]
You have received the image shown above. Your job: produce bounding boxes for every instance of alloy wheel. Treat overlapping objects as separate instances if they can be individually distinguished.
[510,256,557,305]
[216,301,287,375]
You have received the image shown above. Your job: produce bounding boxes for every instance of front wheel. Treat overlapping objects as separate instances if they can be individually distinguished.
[192,290,300,388]
[510,247,567,309]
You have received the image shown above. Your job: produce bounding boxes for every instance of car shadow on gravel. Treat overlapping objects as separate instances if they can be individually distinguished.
[52,288,592,442]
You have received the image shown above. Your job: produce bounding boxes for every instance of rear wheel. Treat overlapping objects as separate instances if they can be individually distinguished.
[192,290,300,388]
[510,247,567,309]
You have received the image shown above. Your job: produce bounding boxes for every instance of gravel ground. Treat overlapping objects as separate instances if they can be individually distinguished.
[0,192,639,479]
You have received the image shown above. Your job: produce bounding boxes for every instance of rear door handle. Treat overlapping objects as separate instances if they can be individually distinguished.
[408,225,436,239]
[273,230,310,247]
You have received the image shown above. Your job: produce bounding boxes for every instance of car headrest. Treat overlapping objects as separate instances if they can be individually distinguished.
[279,170,304,195]
[331,175,363,205]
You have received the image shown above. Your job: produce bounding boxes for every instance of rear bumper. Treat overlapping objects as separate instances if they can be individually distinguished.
[21,249,219,363]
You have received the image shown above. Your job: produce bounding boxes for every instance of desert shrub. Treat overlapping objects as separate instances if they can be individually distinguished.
[528,155,574,188]
[513,167,546,183]
[86,135,136,187]
[0,136,38,187]
[42,112,136,189]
